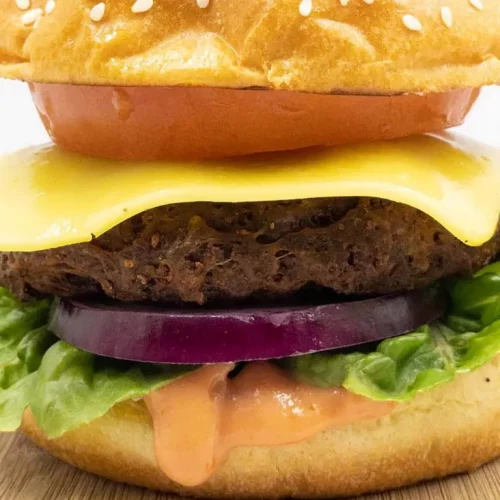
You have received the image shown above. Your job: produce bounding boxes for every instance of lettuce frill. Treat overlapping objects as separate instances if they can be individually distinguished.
[291,262,500,401]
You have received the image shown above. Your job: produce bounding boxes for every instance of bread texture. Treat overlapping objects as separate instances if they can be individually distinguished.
[1,0,500,93]
[22,356,500,498]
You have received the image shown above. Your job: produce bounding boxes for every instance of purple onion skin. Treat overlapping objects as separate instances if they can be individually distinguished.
[49,288,446,364]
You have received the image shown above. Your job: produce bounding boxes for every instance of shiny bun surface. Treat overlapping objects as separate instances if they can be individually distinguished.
[1,0,500,93]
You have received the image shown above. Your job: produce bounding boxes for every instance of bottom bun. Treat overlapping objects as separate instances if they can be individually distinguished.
[22,357,500,499]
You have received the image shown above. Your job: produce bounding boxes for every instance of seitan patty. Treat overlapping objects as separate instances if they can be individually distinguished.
[1,197,498,305]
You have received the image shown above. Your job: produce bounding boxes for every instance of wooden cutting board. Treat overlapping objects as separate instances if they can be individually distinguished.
[1,432,499,500]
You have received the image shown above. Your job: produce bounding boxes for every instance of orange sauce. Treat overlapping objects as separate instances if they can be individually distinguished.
[145,362,395,487]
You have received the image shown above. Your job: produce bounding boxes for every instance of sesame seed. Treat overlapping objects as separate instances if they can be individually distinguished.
[469,0,483,10]
[89,2,105,22]
[131,0,153,14]
[363,0,375,4]
[196,0,209,8]
[15,0,30,11]
[402,14,423,32]
[33,15,42,27]
[299,0,313,16]
[339,0,349,5]
[21,8,43,25]
[45,0,55,14]
[440,6,453,27]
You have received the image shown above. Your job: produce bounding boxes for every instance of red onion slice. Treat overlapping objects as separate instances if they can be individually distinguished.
[49,288,445,364]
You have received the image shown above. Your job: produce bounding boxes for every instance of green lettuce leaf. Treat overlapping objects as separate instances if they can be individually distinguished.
[32,342,191,438]
[0,289,51,365]
[290,261,500,402]
[0,289,54,431]
[447,261,500,332]
[0,290,191,437]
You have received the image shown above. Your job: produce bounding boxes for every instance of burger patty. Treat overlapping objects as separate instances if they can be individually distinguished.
[1,198,498,305]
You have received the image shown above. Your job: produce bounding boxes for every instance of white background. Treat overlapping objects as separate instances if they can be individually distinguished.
[0,79,499,152]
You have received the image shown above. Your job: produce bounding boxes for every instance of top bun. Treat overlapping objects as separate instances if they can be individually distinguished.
[1,0,500,94]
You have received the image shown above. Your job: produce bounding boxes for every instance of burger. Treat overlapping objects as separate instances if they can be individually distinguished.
[0,0,499,497]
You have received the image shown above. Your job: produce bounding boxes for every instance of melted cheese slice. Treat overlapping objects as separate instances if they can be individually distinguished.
[0,133,498,251]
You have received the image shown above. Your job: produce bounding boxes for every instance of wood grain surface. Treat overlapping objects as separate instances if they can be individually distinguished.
[1,432,499,500]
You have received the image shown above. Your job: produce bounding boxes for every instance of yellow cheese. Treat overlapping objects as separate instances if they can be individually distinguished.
[0,133,498,252]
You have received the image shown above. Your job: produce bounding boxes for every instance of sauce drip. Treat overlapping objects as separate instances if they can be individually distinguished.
[145,362,395,487]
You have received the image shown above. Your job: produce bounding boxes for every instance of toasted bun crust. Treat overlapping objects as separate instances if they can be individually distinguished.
[1,0,500,93]
[22,357,500,498]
